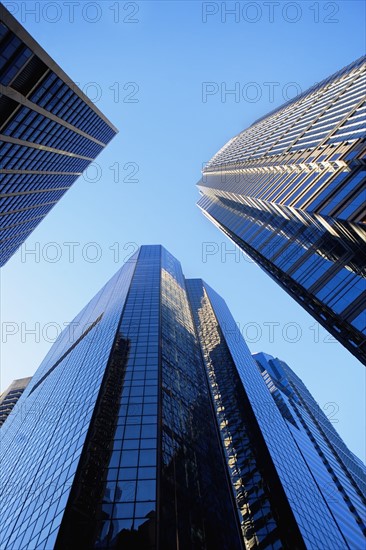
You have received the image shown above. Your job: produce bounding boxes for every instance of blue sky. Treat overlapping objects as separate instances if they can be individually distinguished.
[1,0,365,460]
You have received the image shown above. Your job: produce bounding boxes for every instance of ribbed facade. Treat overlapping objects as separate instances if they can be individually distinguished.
[1,246,364,549]
[0,377,32,426]
[198,56,366,365]
[0,5,117,266]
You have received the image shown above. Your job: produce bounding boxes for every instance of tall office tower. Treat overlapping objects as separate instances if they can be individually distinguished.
[0,376,31,426]
[197,56,366,365]
[253,352,366,548]
[0,246,364,549]
[0,5,117,266]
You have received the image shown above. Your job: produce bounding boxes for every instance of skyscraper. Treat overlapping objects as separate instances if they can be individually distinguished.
[253,352,366,548]
[1,245,364,549]
[0,377,31,426]
[197,56,366,365]
[0,5,118,266]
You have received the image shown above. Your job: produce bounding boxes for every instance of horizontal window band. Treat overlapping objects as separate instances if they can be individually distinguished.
[0,170,82,175]
[0,200,58,216]
[1,187,71,198]
[0,86,107,147]
[0,134,95,161]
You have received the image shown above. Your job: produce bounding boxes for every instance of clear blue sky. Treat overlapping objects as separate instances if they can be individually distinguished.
[1,1,365,461]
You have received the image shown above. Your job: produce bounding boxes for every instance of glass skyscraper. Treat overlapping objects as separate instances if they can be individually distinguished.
[1,245,364,549]
[253,352,366,548]
[197,56,366,365]
[0,5,117,266]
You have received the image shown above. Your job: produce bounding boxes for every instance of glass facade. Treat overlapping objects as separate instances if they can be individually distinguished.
[0,246,364,548]
[254,352,366,548]
[198,56,366,365]
[0,5,117,266]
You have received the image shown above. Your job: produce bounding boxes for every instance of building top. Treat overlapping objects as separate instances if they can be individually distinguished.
[0,4,118,133]
[253,55,366,126]
[202,55,365,170]
[0,377,32,403]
